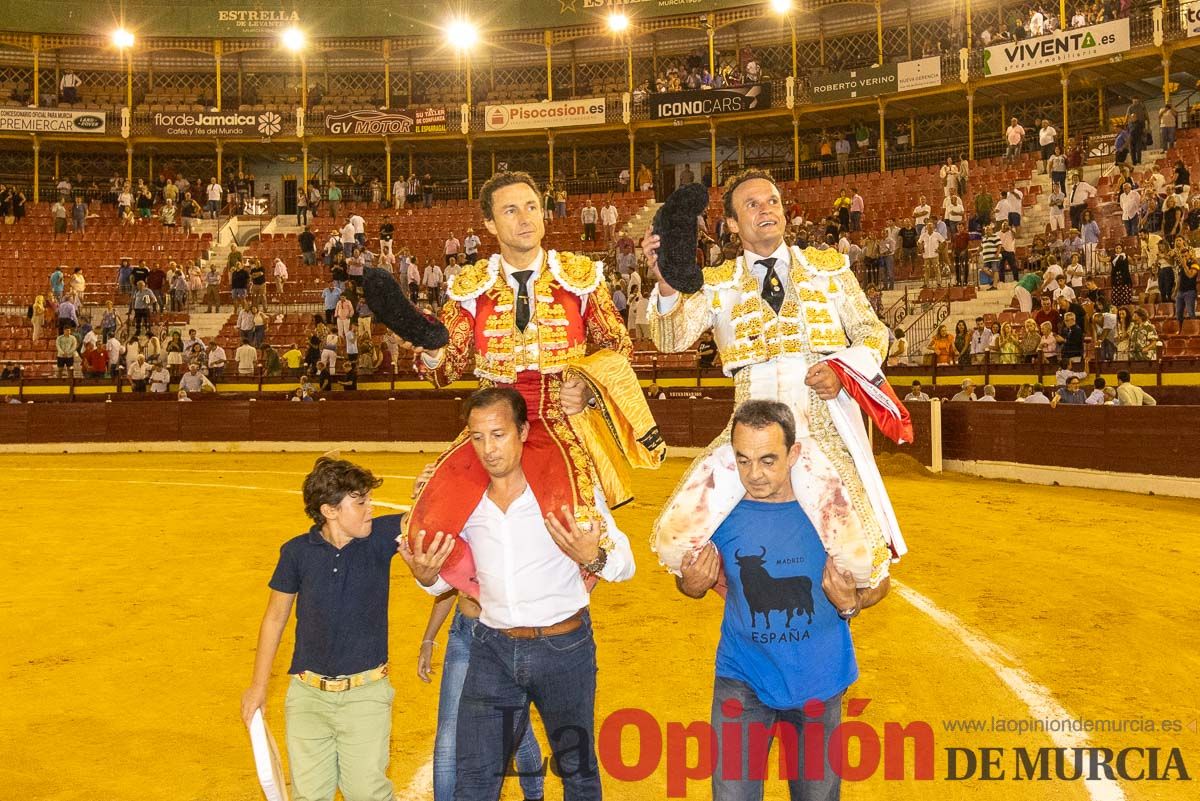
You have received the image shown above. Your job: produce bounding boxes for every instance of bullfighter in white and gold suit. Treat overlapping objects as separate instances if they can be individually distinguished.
[643,171,908,590]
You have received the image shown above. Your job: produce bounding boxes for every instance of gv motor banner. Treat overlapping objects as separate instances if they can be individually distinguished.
[484,98,606,131]
[324,108,448,135]
[649,84,772,120]
[0,108,106,134]
[981,18,1130,77]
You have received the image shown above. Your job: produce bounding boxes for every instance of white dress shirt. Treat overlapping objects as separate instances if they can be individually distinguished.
[421,485,635,629]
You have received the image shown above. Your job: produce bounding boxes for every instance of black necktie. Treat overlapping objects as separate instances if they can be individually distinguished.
[758,258,784,315]
[513,270,533,332]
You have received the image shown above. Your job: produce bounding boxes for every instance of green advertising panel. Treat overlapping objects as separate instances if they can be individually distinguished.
[0,0,754,38]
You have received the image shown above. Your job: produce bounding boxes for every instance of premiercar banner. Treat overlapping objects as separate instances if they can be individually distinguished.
[981,18,1130,77]
[0,107,106,134]
[484,98,606,131]
[324,108,447,135]
[649,84,772,121]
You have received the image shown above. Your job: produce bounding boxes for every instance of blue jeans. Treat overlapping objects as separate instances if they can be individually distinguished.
[456,611,599,801]
[880,254,894,290]
[1177,290,1196,325]
[436,611,544,801]
[711,676,842,801]
[1162,126,1176,151]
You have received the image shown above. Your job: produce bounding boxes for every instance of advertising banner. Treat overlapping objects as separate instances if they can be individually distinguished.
[897,57,942,93]
[150,110,291,138]
[324,108,447,135]
[981,18,1130,77]
[648,84,772,120]
[484,98,606,132]
[0,108,106,134]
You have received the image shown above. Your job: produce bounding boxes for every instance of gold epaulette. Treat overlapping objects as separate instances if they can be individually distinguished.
[548,251,604,296]
[446,258,498,301]
[701,259,742,291]
[799,246,851,274]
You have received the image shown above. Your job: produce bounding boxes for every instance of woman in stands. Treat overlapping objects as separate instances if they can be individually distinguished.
[1019,318,1041,362]
[996,322,1021,365]
[11,186,25,223]
[165,331,185,376]
[1110,245,1134,306]
[1080,210,1101,273]
[953,319,971,367]
[928,324,957,365]
[28,295,45,341]
[1039,321,1058,362]
[1162,193,1185,241]
[1114,307,1132,361]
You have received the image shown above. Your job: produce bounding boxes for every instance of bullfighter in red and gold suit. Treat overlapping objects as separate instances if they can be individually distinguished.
[365,172,664,595]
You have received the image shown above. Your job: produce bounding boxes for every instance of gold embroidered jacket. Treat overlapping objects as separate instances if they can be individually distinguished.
[425,250,631,386]
[648,245,887,372]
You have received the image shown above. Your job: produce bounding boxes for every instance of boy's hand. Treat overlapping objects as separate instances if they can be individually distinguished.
[241,683,267,726]
[398,530,454,587]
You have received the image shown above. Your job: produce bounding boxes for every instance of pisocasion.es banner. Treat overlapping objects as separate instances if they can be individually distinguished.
[981,18,1130,77]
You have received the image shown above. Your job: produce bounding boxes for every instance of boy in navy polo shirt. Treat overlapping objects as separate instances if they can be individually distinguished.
[677,400,893,801]
[241,457,402,801]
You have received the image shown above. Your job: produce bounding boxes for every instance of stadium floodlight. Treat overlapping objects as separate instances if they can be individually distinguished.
[446,19,479,50]
[281,27,306,52]
[607,13,630,33]
[770,0,792,13]
[112,29,135,49]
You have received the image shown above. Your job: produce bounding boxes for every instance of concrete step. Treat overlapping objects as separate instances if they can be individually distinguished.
[187,311,232,340]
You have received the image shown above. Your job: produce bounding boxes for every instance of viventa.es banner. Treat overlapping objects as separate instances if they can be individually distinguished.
[981,18,1130,77]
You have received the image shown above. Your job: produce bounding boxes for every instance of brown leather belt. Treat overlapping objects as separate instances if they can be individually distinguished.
[499,609,585,640]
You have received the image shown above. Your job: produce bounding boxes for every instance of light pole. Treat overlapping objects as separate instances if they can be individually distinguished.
[770,0,796,79]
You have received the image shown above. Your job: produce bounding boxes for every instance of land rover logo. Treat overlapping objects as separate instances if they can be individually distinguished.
[75,115,103,130]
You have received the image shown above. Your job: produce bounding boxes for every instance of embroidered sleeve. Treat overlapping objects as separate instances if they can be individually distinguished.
[833,271,888,365]
[426,301,476,387]
[583,281,633,358]
[647,287,712,353]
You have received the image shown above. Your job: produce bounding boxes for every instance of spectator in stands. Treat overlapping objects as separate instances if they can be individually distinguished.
[976,385,996,402]
[327,181,342,219]
[835,134,851,175]
[459,227,480,262]
[281,344,303,378]
[554,185,568,218]
[51,198,67,234]
[56,293,78,334]
[928,324,957,365]
[974,188,993,231]
[904,381,931,402]
[26,294,47,341]
[1128,308,1159,360]
[11,186,26,222]
[149,359,172,393]
[637,164,653,192]
[696,331,718,369]
[939,157,959,198]
[178,362,215,394]
[1004,117,1025,162]
[55,325,81,378]
[297,224,317,267]
[59,68,80,103]
[235,340,258,376]
[878,223,897,291]
[1158,103,1178,152]
[1014,318,1039,361]
[894,218,917,278]
[600,199,619,242]
[950,379,975,401]
[80,341,108,379]
[581,199,598,242]
[1117,181,1141,238]
[912,195,931,228]
[1085,377,1108,404]
[423,261,445,308]
[996,323,1020,364]
[679,164,695,185]
[202,177,220,219]
[967,317,993,365]
[942,189,965,237]
[627,287,649,341]
[849,188,865,233]
[1126,98,1147,165]
[918,222,944,288]
[886,327,908,367]
[1053,375,1087,406]
[126,353,150,391]
[1037,119,1057,173]
[1176,257,1198,325]
[1,362,22,381]
[1056,311,1084,366]
[331,291,354,340]
[442,232,461,266]
[1115,371,1155,406]
[71,197,87,233]
[1024,382,1051,404]
[252,305,268,348]
[1067,173,1096,231]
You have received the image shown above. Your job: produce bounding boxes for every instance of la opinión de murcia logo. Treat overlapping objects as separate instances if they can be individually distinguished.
[256,112,282,137]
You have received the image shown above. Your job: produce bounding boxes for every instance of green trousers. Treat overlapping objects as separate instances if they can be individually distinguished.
[284,676,395,801]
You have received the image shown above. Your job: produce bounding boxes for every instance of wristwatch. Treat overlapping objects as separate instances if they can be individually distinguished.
[581,546,609,576]
[837,602,861,621]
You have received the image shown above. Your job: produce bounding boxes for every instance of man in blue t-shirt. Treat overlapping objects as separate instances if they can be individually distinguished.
[241,456,402,801]
[677,400,892,800]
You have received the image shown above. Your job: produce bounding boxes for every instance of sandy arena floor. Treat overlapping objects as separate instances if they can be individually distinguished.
[4,452,1198,801]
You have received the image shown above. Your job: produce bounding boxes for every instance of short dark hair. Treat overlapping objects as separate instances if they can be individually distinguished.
[722,168,777,221]
[302,456,383,526]
[1117,370,1131,383]
[463,386,528,429]
[911,380,922,387]
[1094,377,1106,389]
[480,171,541,221]
[731,399,796,450]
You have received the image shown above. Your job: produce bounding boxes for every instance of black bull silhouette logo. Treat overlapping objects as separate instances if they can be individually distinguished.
[734,546,814,629]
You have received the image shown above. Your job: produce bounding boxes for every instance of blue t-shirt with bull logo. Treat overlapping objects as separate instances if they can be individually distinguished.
[711,498,858,709]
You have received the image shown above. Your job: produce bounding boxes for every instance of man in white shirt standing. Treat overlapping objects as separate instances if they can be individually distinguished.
[1038,119,1057,173]
[1067,173,1097,230]
[423,261,444,308]
[1005,117,1025,162]
[403,387,633,801]
[207,342,227,381]
[392,176,406,210]
[917,222,945,288]
[348,212,366,249]
[206,177,223,219]
[600,198,619,242]
[463,228,481,262]
[580,198,599,242]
